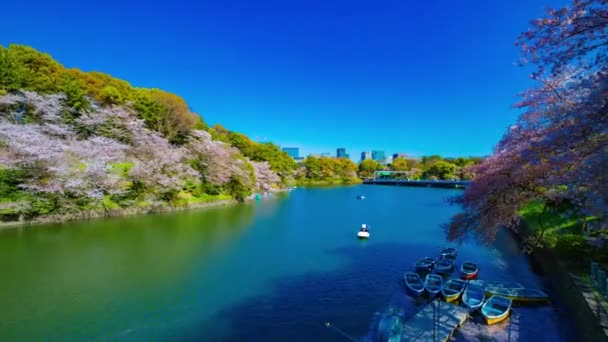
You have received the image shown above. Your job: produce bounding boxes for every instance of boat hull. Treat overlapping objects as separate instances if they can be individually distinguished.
[441,279,466,303]
[484,312,509,325]
[423,275,443,298]
[357,232,370,239]
[443,293,460,303]
[461,270,479,280]
[404,273,424,297]
[484,287,549,302]
[462,286,485,311]
[482,296,512,326]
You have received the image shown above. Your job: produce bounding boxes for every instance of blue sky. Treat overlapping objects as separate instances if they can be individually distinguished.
[1,0,567,159]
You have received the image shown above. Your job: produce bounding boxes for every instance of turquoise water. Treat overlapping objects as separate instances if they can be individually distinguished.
[0,186,573,341]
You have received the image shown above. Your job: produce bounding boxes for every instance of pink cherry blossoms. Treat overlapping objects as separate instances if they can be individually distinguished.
[0,91,283,217]
[451,0,608,241]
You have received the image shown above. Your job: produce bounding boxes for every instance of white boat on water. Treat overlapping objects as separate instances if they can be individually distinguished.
[358,224,370,239]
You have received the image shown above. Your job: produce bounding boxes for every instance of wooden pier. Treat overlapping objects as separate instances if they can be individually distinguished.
[400,299,469,342]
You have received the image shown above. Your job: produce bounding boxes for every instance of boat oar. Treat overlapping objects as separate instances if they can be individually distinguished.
[324,322,358,342]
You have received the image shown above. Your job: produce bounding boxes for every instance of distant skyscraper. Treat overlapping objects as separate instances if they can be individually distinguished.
[385,156,393,165]
[361,151,372,161]
[337,148,347,158]
[372,150,386,163]
[282,147,299,159]
[393,153,408,160]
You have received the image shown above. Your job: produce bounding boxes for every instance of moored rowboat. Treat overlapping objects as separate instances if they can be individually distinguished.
[468,280,524,290]
[481,295,512,325]
[415,257,436,272]
[460,262,479,280]
[462,284,485,311]
[441,278,467,303]
[423,274,443,297]
[433,258,454,274]
[404,272,424,297]
[484,287,549,302]
[440,247,457,259]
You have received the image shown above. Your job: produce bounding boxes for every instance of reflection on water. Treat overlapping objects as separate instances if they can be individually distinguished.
[0,202,262,341]
[0,186,574,341]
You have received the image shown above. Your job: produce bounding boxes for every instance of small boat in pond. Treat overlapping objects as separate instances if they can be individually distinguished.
[484,287,549,302]
[357,224,370,239]
[404,272,424,297]
[441,278,467,303]
[433,258,454,274]
[460,262,479,280]
[415,257,436,272]
[481,295,512,325]
[423,274,443,297]
[356,195,366,200]
[440,247,457,259]
[462,284,485,311]
[468,280,524,290]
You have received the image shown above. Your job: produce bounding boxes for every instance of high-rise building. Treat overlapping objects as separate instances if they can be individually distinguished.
[337,148,347,158]
[361,151,372,161]
[393,153,408,160]
[385,156,394,165]
[372,150,386,163]
[282,147,299,159]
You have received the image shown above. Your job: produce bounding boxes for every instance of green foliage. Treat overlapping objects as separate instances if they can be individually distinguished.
[0,44,205,144]
[133,88,202,144]
[0,44,61,93]
[358,159,380,178]
[59,73,90,111]
[423,160,458,180]
[300,156,359,183]
[225,175,252,202]
[212,126,297,181]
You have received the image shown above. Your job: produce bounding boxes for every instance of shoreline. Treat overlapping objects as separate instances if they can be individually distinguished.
[0,187,295,230]
[511,221,608,341]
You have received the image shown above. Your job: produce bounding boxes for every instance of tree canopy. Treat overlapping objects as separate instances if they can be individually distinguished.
[450,0,608,242]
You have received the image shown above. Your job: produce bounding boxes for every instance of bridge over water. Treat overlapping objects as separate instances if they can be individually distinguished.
[362,178,470,188]
[362,171,471,188]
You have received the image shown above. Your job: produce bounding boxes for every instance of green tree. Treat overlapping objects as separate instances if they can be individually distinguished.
[424,161,458,180]
[59,73,89,111]
[0,45,62,93]
[359,159,379,178]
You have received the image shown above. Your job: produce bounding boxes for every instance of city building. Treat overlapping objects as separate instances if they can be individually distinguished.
[385,155,393,165]
[393,153,408,160]
[372,150,386,163]
[337,148,347,158]
[282,147,299,159]
[361,151,372,161]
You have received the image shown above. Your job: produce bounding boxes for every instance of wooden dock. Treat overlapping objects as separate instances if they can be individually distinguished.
[400,299,469,342]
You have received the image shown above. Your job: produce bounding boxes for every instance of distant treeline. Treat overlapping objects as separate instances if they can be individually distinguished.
[358,155,484,180]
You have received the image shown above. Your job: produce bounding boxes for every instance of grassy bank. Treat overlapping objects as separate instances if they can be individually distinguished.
[519,201,607,272]
[0,194,238,229]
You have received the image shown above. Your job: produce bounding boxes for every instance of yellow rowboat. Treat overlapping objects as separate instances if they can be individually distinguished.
[484,287,549,303]
[441,278,467,303]
[481,295,512,325]
[468,280,524,289]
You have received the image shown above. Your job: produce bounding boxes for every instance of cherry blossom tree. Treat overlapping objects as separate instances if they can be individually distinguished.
[450,0,608,242]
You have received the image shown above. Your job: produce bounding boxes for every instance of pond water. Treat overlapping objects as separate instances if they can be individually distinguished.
[0,186,574,341]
